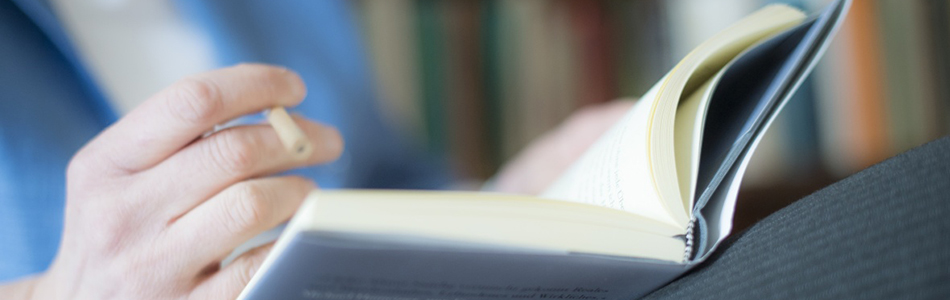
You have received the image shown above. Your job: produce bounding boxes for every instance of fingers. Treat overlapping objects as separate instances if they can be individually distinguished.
[167,176,312,275]
[80,64,307,173]
[189,243,274,300]
[143,117,342,217]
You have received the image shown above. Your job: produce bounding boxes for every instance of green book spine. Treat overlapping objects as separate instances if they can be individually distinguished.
[480,0,503,168]
[876,0,939,153]
[481,0,522,163]
[416,0,447,154]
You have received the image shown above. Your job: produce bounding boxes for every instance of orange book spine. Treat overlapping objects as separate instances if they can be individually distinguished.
[842,0,891,169]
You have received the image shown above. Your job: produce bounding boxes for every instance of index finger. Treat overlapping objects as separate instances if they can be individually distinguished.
[80,64,307,173]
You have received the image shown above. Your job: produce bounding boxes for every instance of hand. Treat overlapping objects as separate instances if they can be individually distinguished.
[492,100,634,195]
[18,64,343,299]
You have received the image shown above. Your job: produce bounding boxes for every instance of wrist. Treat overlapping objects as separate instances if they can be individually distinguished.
[0,274,40,300]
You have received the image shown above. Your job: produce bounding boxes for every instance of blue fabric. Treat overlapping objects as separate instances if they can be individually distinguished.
[174,0,452,190]
[0,0,451,281]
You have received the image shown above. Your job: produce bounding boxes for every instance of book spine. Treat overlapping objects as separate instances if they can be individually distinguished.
[875,0,940,153]
[445,0,493,179]
[496,0,524,160]
[920,0,950,137]
[683,218,695,263]
[841,0,891,170]
[569,0,616,106]
[416,0,448,154]
[481,0,505,168]
[358,0,425,142]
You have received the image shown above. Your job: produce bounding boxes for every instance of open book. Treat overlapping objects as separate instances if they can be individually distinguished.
[239,1,850,299]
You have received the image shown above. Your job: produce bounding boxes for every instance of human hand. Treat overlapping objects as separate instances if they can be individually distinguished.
[27,64,343,299]
[492,100,634,195]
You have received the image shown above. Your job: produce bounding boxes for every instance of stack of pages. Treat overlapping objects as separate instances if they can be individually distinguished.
[240,1,851,299]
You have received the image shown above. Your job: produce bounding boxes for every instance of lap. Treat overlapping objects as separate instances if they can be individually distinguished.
[644,136,950,300]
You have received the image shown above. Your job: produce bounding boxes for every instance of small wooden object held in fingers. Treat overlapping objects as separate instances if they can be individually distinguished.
[267,107,313,160]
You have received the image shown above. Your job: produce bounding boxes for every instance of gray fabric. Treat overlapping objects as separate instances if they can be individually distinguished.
[644,136,950,300]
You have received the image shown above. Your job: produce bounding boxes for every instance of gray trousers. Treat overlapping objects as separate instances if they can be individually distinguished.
[644,136,950,300]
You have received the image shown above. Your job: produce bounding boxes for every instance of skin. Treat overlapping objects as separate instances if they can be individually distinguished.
[0,64,634,299]
[0,64,343,300]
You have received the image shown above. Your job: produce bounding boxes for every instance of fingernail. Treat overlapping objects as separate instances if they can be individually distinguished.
[282,69,307,101]
[322,126,344,155]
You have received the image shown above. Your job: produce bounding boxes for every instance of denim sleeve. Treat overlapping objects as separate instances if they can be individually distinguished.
[176,0,455,189]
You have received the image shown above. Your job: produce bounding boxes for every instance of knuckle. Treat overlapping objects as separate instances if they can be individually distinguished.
[65,149,116,198]
[225,182,271,235]
[66,144,134,180]
[167,77,222,125]
[65,152,92,185]
[208,131,261,174]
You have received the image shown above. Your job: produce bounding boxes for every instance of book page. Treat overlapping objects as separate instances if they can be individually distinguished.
[695,1,850,257]
[240,190,691,300]
[673,75,719,211]
[647,5,806,229]
[541,79,682,228]
[543,6,806,231]
[241,231,687,300]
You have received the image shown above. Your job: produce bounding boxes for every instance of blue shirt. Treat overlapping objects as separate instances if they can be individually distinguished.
[0,0,450,281]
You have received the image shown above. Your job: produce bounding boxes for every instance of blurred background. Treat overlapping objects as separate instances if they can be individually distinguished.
[350,0,950,229]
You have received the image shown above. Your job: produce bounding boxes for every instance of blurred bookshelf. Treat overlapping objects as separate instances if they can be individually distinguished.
[352,0,950,230]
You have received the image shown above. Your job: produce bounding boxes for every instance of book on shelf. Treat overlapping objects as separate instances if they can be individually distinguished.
[877,0,941,154]
[238,1,850,299]
[357,0,425,143]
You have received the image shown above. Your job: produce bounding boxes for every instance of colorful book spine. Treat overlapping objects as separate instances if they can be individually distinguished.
[876,0,940,153]
[569,0,616,106]
[415,0,448,154]
[843,0,891,170]
[357,0,424,143]
[352,0,950,183]
[444,0,492,179]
